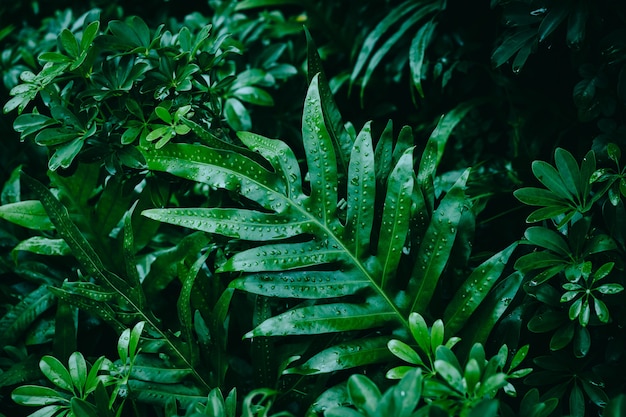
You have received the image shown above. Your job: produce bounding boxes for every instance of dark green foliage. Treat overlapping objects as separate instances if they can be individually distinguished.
[1,1,626,417]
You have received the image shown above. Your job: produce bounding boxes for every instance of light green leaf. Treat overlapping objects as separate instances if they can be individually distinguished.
[409,312,431,356]
[0,200,54,230]
[12,237,70,262]
[434,359,464,393]
[554,148,583,198]
[11,385,68,406]
[40,356,73,392]
[388,339,423,365]
[68,352,87,395]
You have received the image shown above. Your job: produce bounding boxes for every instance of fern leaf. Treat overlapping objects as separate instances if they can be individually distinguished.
[346,121,375,258]
[243,297,396,338]
[376,148,414,288]
[140,73,489,375]
[230,270,369,299]
[408,169,469,313]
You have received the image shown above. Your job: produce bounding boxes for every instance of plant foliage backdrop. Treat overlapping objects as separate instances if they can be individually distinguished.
[0,1,626,417]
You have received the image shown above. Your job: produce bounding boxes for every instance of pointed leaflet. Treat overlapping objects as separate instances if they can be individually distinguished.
[140,143,286,212]
[178,251,210,364]
[409,169,469,313]
[443,242,518,336]
[244,297,396,338]
[418,101,477,189]
[238,131,303,199]
[359,3,440,102]
[346,121,376,258]
[305,28,353,175]
[302,73,340,228]
[377,148,414,288]
[230,270,369,299]
[143,208,311,241]
[284,336,393,375]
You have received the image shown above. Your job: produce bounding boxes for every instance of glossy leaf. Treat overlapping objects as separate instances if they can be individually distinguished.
[0,200,54,230]
[443,242,517,335]
[409,169,469,312]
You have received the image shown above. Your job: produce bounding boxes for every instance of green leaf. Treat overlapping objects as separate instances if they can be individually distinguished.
[538,4,569,42]
[410,169,469,312]
[126,380,206,409]
[409,312,431,356]
[347,374,381,415]
[524,227,570,256]
[550,322,574,350]
[554,147,583,197]
[434,359,464,393]
[11,385,68,406]
[491,28,536,68]
[532,160,574,201]
[377,148,414,287]
[460,272,523,346]
[230,270,369,299]
[284,337,393,375]
[245,299,395,338]
[178,251,209,362]
[570,383,585,417]
[0,200,54,230]
[143,208,311,241]
[49,138,84,171]
[71,397,98,417]
[443,242,517,335]
[68,352,87,396]
[605,395,626,417]
[60,29,79,57]
[40,355,73,392]
[388,339,424,365]
[80,21,100,50]
[346,122,376,259]
[0,285,56,346]
[410,20,437,97]
[513,187,565,207]
[12,237,70,262]
[353,2,440,101]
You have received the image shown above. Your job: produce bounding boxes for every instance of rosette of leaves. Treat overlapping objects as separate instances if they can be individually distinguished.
[513,148,611,227]
[140,53,520,390]
[5,9,296,172]
[384,313,533,416]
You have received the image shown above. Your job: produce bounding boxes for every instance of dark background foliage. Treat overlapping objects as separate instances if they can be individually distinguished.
[1,1,626,416]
